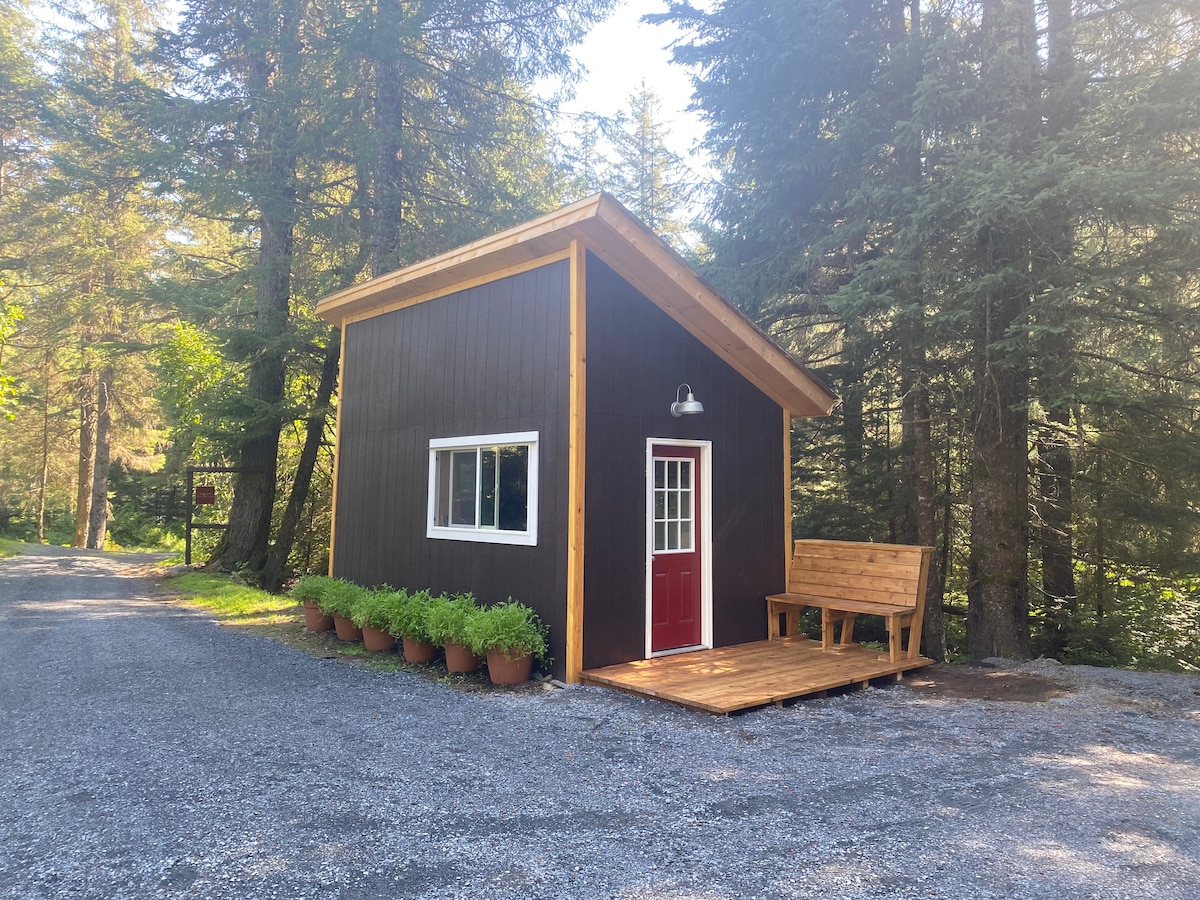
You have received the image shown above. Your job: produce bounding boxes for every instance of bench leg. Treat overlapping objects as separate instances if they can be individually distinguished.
[767,602,780,640]
[887,614,903,662]
[822,609,857,652]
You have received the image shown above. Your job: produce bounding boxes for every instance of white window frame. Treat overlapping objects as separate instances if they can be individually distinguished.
[427,431,539,546]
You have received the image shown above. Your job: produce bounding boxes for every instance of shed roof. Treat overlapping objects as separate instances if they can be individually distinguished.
[315,193,838,417]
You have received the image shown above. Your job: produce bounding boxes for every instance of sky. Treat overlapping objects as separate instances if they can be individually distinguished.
[543,0,711,173]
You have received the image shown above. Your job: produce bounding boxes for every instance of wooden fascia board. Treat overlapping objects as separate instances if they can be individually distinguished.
[338,249,572,327]
[570,207,838,418]
[315,195,603,324]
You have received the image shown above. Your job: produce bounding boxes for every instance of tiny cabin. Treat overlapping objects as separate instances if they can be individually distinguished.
[316,194,837,682]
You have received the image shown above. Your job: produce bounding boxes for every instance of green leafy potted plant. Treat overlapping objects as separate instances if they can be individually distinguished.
[290,575,337,633]
[321,579,365,642]
[388,589,438,663]
[463,599,547,685]
[351,587,403,652]
[426,592,481,673]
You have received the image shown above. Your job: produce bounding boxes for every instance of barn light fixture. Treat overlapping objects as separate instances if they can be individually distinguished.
[670,383,705,417]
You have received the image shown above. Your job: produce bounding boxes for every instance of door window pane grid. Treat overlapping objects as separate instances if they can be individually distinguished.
[654,458,694,552]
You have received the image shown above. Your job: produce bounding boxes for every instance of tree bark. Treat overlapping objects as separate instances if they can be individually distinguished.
[205,0,301,573]
[74,366,96,547]
[893,0,945,659]
[902,367,945,660]
[966,0,1037,659]
[1035,409,1075,650]
[1033,0,1078,654]
[371,0,407,278]
[967,305,1031,658]
[86,366,114,549]
[36,349,51,543]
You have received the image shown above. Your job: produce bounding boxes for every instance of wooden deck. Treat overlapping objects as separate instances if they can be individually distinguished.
[581,636,933,714]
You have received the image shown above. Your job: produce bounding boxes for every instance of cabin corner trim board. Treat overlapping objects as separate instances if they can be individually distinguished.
[327,327,347,577]
[565,239,587,683]
[644,438,714,659]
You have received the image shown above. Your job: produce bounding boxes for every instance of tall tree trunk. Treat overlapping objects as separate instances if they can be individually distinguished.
[74,365,96,547]
[259,160,370,589]
[967,307,1031,658]
[206,0,301,573]
[839,323,867,518]
[1033,0,1078,654]
[208,213,292,572]
[893,0,945,659]
[1035,409,1075,648]
[36,349,51,543]
[261,331,340,592]
[966,0,1037,659]
[902,364,945,660]
[86,366,114,549]
[371,0,407,278]
[262,0,408,587]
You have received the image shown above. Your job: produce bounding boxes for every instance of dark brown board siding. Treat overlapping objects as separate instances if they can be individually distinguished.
[334,261,571,677]
[583,255,784,671]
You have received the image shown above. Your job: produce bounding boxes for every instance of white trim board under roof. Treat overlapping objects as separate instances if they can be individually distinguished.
[315,193,838,418]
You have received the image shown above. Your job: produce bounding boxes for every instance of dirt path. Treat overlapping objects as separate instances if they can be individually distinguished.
[2,544,1199,899]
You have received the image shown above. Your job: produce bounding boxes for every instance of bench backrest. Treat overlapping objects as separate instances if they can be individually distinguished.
[787,539,933,611]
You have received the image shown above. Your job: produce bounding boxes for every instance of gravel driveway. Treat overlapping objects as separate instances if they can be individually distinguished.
[2,545,1199,899]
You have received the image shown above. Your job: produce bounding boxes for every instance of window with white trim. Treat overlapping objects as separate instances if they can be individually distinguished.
[427,432,538,546]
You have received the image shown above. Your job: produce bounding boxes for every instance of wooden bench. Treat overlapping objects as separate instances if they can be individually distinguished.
[767,539,933,663]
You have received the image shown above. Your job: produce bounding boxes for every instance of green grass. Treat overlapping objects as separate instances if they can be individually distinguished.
[169,571,298,625]
[0,538,24,558]
[159,570,537,688]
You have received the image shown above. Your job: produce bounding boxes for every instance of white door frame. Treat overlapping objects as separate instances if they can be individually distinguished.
[645,438,713,658]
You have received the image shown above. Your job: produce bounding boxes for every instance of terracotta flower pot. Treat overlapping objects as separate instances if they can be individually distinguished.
[485,650,534,685]
[443,639,480,673]
[332,613,362,642]
[361,625,396,652]
[402,636,438,664]
[302,600,334,633]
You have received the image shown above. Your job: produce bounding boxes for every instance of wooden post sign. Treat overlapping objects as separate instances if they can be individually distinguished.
[185,465,267,565]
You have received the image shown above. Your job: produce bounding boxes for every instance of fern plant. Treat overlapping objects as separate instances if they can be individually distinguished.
[463,599,547,662]
[425,592,479,647]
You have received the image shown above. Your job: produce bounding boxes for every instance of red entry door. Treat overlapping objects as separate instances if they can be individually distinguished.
[650,445,702,652]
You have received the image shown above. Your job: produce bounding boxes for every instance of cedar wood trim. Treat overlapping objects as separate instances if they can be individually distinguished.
[566,239,586,682]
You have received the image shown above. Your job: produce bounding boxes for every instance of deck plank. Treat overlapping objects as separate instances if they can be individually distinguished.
[581,637,932,714]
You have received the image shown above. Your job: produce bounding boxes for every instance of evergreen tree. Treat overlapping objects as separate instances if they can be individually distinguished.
[150,0,615,577]
[0,0,45,420]
[608,81,691,242]
[664,0,1200,662]
[44,0,175,549]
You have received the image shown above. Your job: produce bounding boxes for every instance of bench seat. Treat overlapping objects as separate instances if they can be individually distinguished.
[768,540,932,663]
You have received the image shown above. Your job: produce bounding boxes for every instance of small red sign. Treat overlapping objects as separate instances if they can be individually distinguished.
[195,485,216,505]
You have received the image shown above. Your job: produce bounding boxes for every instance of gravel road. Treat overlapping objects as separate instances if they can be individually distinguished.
[2,544,1199,900]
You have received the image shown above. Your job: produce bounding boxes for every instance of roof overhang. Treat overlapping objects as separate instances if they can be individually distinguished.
[315,193,838,417]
